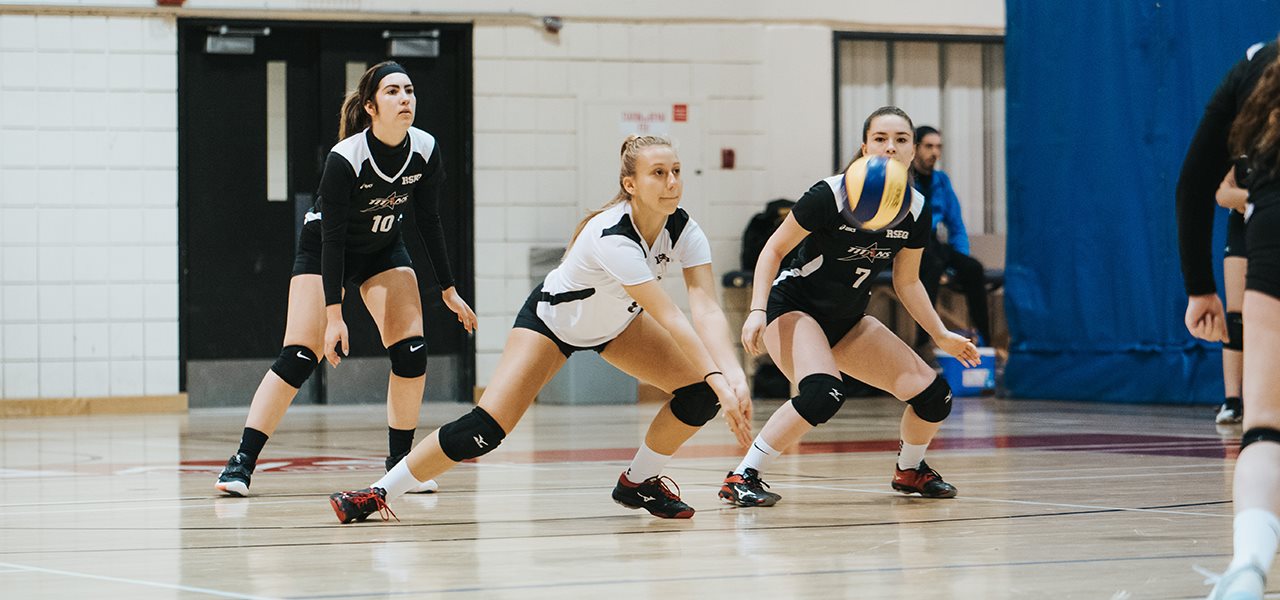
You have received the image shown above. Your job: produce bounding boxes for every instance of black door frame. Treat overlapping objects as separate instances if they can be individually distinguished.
[177,18,475,403]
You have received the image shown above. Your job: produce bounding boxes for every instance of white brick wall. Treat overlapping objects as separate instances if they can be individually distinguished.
[0,2,1000,396]
[0,13,177,398]
[4,1,1002,30]
[469,21,833,384]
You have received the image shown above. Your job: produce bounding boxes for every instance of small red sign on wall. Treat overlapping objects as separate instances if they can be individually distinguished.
[672,104,688,122]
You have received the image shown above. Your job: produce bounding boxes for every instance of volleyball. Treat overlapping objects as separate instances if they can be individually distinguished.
[841,154,911,232]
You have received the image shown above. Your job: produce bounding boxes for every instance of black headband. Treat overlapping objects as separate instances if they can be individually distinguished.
[371,63,408,89]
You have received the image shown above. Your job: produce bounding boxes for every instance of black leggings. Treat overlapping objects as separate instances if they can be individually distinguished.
[1246,197,1280,300]
[920,242,991,342]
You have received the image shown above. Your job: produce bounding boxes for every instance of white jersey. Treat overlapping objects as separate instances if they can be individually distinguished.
[538,202,713,347]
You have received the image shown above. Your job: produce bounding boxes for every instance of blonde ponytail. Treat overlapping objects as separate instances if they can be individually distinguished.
[567,135,673,251]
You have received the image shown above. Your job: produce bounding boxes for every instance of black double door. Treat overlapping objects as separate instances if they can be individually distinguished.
[179,20,473,404]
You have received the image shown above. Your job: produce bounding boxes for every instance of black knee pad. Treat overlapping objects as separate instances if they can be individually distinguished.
[388,336,427,378]
[906,375,953,423]
[270,345,319,388]
[1242,427,1280,451]
[438,407,506,461]
[1225,311,1244,352]
[669,381,720,426]
[791,373,847,426]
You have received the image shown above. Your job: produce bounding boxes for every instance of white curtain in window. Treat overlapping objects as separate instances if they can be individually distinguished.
[985,44,1006,234]
[838,40,889,165]
[942,43,985,235]
[836,37,1005,236]
[891,41,941,133]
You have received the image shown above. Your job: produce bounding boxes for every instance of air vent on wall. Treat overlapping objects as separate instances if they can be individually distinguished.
[205,25,271,55]
[384,30,440,58]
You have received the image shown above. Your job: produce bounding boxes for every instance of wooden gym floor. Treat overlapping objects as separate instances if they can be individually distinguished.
[0,396,1256,599]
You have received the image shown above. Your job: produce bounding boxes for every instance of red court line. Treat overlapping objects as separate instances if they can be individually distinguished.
[1,434,1236,478]
[489,433,1239,463]
[135,433,1252,468]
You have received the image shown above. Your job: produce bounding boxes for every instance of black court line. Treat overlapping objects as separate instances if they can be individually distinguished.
[0,499,1231,554]
[278,552,1246,599]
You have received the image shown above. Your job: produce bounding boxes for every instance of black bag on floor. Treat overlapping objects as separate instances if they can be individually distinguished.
[741,198,797,271]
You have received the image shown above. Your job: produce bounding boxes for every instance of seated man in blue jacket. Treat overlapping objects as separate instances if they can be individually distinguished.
[912,126,991,346]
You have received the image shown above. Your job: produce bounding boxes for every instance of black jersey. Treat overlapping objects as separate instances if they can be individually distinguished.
[772,174,929,319]
[1176,40,1278,295]
[312,127,455,305]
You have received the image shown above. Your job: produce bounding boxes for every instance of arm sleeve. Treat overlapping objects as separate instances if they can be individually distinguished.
[675,219,713,268]
[411,144,456,289]
[1176,58,1247,295]
[937,173,970,255]
[319,152,356,306]
[790,180,837,232]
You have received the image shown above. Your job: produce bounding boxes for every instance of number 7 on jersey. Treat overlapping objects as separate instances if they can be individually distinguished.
[852,267,871,288]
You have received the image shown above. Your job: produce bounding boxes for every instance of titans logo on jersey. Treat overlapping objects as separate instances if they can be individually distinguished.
[837,242,893,263]
[774,172,930,319]
[361,191,410,213]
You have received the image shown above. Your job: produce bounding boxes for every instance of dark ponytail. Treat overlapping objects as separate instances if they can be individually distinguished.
[338,60,404,140]
[1230,37,1280,182]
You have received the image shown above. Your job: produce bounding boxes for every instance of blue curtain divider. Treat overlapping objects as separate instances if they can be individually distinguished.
[1004,0,1280,403]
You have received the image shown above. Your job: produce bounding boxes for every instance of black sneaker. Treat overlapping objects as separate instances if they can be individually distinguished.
[1215,397,1243,425]
[611,473,695,518]
[892,461,958,498]
[329,487,398,524]
[214,452,254,497]
[385,452,438,493]
[384,453,402,472]
[719,468,782,507]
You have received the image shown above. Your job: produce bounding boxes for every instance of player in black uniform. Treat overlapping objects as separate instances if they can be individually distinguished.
[718,106,979,507]
[1217,168,1248,425]
[1181,37,1280,600]
[1179,40,1275,347]
[214,61,477,497]
[1181,41,1278,428]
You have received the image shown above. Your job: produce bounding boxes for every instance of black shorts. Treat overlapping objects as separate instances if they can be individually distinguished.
[512,284,611,358]
[291,223,412,287]
[1246,197,1280,300]
[766,285,865,347]
[1225,209,1247,258]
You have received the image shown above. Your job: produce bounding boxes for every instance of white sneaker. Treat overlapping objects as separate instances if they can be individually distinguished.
[408,479,439,494]
[1201,562,1265,600]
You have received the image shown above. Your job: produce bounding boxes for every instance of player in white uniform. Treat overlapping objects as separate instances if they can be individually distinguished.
[328,135,754,523]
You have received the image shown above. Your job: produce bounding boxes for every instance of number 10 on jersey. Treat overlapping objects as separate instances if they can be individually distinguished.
[371,215,395,232]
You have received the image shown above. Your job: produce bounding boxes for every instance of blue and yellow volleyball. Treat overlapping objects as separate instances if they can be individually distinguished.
[841,155,910,232]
